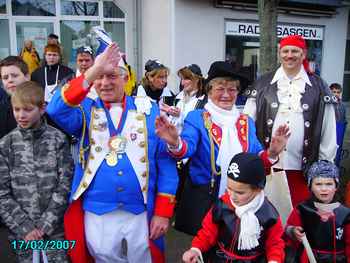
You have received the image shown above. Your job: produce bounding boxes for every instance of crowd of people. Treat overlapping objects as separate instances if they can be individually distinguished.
[0,31,349,263]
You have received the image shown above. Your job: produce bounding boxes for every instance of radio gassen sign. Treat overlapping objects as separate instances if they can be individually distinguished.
[225,21,324,40]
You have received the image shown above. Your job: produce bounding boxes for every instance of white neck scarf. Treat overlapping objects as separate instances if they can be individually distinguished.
[314,201,340,212]
[231,191,265,250]
[204,99,242,196]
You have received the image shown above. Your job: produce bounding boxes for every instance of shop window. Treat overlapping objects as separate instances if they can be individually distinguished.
[225,21,324,86]
[0,0,6,14]
[226,35,260,83]
[16,22,54,58]
[103,1,125,18]
[345,40,350,72]
[61,0,98,16]
[60,20,100,69]
[342,40,350,101]
[12,0,55,16]
[0,19,10,59]
[225,36,323,83]
[104,21,125,52]
[306,40,323,75]
[343,73,350,102]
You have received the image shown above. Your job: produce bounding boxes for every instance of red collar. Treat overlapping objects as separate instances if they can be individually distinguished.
[103,95,126,110]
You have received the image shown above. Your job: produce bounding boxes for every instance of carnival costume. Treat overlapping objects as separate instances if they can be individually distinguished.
[47,75,178,263]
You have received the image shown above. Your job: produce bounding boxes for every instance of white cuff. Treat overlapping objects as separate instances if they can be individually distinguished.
[268,155,279,164]
[190,247,203,263]
[167,138,182,152]
[82,78,91,90]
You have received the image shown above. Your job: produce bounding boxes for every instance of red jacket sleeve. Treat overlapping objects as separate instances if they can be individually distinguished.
[191,207,219,252]
[284,208,303,248]
[167,139,188,159]
[153,193,176,218]
[62,75,91,106]
[286,207,303,227]
[345,223,350,263]
[265,216,285,263]
[259,150,275,175]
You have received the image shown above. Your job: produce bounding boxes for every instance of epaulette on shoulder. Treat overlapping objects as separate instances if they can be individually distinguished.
[244,87,257,98]
[244,72,274,98]
[309,74,338,104]
[322,94,338,104]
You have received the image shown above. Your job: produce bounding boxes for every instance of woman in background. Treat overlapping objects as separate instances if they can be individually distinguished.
[133,59,175,108]
[20,40,40,75]
[168,64,207,133]
[169,64,207,204]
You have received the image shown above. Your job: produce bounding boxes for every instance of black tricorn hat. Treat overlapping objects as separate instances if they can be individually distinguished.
[205,61,248,91]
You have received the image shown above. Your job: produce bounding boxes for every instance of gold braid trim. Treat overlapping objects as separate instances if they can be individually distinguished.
[78,105,90,169]
[203,112,221,192]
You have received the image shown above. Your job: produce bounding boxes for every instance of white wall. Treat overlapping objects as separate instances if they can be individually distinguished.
[140,0,176,86]
[174,0,349,87]
[175,0,259,78]
[113,0,136,69]
[322,8,349,85]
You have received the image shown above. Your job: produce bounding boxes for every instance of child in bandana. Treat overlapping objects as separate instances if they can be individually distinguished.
[182,152,285,263]
[284,160,350,263]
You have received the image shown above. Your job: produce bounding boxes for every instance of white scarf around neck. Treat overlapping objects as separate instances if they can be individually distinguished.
[230,191,265,250]
[204,99,242,196]
[314,201,340,212]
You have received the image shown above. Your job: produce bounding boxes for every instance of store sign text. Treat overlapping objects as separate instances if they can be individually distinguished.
[225,21,323,40]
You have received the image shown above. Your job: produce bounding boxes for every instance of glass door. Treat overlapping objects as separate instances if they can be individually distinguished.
[0,19,10,59]
[60,20,100,69]
[15,21,54,59]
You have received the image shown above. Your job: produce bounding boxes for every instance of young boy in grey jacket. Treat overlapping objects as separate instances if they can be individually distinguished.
[0,81,73,262]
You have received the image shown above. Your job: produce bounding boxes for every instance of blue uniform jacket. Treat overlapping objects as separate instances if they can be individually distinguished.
[46,81,178,222]
[179,109,264,186]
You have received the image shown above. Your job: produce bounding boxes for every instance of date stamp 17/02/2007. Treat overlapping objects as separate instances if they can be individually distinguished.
[10,240,76,251]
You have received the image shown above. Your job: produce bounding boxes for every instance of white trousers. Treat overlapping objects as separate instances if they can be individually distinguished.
[84,210,152,263]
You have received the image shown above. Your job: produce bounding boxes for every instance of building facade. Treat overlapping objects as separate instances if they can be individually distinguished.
[0,0,134,69]
[1,0,349,100]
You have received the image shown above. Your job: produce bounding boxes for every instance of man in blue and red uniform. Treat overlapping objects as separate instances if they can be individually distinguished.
[47,43,178,263]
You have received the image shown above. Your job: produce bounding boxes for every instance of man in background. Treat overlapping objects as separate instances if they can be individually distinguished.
[244,35,337,207]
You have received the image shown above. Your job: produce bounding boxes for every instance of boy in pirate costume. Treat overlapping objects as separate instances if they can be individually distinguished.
[284,160,350,263]
[47,43,178,263]
[182,152,285,263]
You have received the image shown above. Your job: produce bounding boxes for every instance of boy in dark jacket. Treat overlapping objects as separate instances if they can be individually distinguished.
[31,44,73,103]
[0,56,30,138]
[183,152,285,263]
